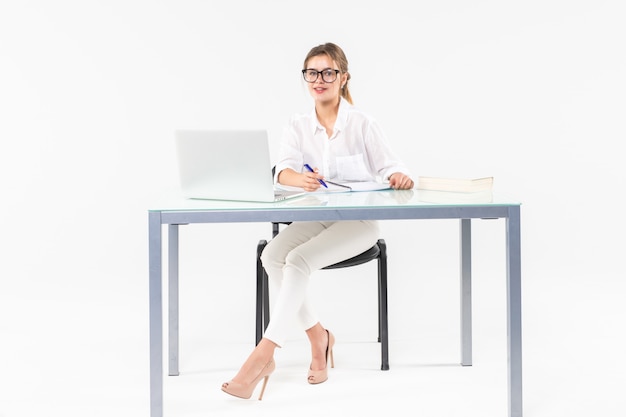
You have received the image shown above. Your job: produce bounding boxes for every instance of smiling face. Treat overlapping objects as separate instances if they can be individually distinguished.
[305,54,348,106]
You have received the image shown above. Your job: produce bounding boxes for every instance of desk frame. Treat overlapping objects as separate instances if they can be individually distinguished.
[149,203,522,417]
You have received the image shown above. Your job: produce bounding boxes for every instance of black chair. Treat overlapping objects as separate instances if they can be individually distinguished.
[255,221,390,370]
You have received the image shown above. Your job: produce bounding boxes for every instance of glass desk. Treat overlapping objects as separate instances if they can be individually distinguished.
[148,189,522,417]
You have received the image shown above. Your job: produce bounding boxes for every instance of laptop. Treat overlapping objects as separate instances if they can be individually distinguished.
[175,129,306,202]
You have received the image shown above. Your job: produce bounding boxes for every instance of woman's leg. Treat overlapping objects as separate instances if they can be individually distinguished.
[225,220,379,388]
[264,220,379,370]
[224,222,327,388]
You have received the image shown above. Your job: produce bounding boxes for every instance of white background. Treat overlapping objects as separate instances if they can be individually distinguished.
[1,1,624,416]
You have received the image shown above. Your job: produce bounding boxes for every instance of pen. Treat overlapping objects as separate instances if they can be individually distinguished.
[304,163,328,188]
[326,180,352,190]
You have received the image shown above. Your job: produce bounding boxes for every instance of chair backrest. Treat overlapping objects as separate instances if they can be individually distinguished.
[271,165,293,237]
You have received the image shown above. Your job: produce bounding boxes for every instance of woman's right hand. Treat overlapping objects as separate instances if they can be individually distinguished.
[301,169,324,192]
[278,168,323,192]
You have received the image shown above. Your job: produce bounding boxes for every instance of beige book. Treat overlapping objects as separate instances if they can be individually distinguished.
[417,176,493,193]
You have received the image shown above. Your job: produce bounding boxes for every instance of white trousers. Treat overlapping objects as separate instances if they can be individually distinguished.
[261,220,380,347]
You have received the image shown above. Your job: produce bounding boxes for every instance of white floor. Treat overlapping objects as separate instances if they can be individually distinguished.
[1,225,625,417]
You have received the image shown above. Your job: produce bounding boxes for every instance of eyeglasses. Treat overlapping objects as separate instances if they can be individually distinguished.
[302,68,340,83]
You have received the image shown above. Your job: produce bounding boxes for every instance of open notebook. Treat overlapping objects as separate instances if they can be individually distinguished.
[277,180,391,193]
[175,130,306,202]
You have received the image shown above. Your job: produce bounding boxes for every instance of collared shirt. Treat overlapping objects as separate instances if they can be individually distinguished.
[275,98,411,183]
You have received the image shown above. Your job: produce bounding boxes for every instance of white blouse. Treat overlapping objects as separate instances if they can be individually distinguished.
[274,98,411,183]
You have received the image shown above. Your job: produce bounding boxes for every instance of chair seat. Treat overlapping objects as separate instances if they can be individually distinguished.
[323,245,380,269]
[273,220,380,270]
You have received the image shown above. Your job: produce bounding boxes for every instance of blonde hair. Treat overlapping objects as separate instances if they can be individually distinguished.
[303,43,353,104]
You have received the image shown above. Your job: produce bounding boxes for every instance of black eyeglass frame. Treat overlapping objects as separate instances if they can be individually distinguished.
[301,68,341,83]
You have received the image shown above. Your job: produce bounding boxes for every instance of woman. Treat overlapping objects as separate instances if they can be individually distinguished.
[221,42,414,400]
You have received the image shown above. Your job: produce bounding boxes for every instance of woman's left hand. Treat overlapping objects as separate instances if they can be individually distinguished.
[388,172,414,190]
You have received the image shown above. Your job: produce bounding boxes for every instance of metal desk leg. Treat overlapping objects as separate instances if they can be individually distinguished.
[149,212,164,417]
[460,219,472,366]
[168,224,180,376]
[506,206,523,417]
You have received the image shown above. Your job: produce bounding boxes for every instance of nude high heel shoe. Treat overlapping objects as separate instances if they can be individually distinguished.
[307,330,335,384]
[221,359,275,400]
